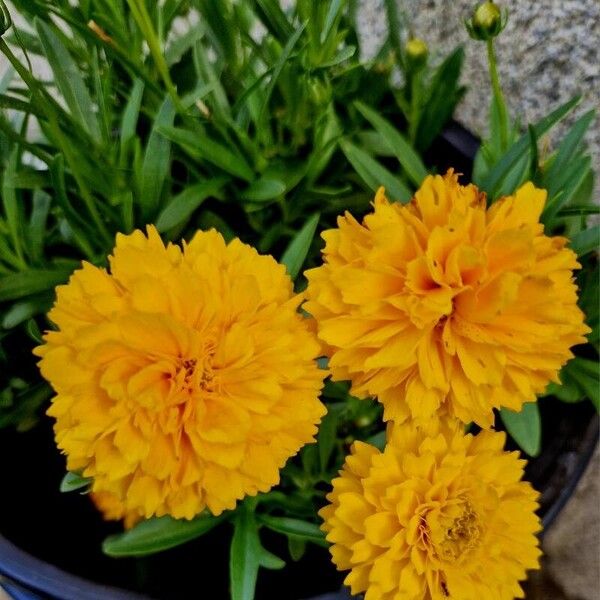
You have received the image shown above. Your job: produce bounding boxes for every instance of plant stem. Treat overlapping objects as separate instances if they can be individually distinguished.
[408,70,421,144]
[125,0,184,113]
[486,38,509,151]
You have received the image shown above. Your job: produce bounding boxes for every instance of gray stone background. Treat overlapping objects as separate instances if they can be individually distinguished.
[358,0,600,174]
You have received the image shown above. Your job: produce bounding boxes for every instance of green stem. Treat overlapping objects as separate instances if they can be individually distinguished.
[408,70,421,144]
[125,0,184,113]
[486,38,509,151]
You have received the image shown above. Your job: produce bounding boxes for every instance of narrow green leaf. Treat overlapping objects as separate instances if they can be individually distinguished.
[340,139,411,202]
[500,402,541,457]
[258,23,306,120]
[280,213,320,280]
[569,226,599,257]
[258,515,327,546]
[35,18,100,142]
[140,97,176,221]
[287,537,306,562]
[158,126,254,182]
[317,407,338,472]
[2,296,52,329]
[566,357,600,411]
[321,0,344,43]
[103,512,227,557]
[240,178,286,202]
[0,267,76,302]
[198,211,235,243]
[120,78,144,147]
[415,47,465,152]
[315,45,356,69]
[355,101,427,187]
[28,190,51,263]
[479,96,581,196]
[155,178,229,232]
[60,471,92,493]
[252,0,294,42]
[545,110,595,197]
[2,148,26,266]
[230,504,260,600]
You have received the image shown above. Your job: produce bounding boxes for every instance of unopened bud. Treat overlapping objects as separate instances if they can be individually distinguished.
[405,37,428,71]
[465,1,507,41]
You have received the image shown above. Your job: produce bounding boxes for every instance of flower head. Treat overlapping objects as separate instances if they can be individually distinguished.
[305,171,589,427]
[320,420,541,600]
[36,226,325,524]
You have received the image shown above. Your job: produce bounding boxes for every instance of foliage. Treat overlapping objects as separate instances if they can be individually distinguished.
[0,0,460,435]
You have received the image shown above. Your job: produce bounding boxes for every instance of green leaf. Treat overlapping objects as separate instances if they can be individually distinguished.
[252,0,294,42]
[120,78,144,148]
[140,97,176,221]
[240,178,286,202]
[354,101,427,187]
[321,0,344,44]
[155,178,229,232]
[258,23,306,120]
[566,357,600,411]
[317,407,338,472]
[28,189,51,264]
[2,148,26,266]
[2,296,52,329]
[280,213,320,280]
[60,471,92,493]
[198,211,235,242]
[415,47,465,152]
[35,18,100,143]
[500,402,541,457]
[158,126,254,182]
[287,537,306,562]
[103,512,227,557]
[257,515,327,546]
[340,139,411,202]
[0,267,76,302]
[569,226,599,257]
[479,96,581,197]
[545,110,595,199]
[230,502,284,600]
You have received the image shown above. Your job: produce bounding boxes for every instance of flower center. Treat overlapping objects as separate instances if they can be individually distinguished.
[436,501,482,563]
[173,338,216,394]
[419,498,483,565]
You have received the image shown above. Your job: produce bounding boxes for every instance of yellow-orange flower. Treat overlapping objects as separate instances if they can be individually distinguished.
[35,226,325,524]
[320,421,542,600]
[305,171,589,427]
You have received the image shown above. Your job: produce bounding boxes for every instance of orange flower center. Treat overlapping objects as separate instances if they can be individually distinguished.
[420,498,483,564]
[171,338,217,395]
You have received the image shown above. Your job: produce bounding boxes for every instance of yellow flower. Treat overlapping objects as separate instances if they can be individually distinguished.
[35,226,325,524]
[305,171,589,427]
[320,420,542,600]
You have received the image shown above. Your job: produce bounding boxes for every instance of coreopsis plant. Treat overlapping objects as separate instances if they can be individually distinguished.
[0,0,597,599]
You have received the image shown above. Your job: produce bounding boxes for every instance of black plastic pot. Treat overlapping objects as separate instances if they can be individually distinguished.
[0,123,597,600]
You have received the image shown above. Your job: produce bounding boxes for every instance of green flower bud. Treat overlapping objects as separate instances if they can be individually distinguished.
[405,37,429,71]
[0,0,12,37]
[465,1,507,41]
